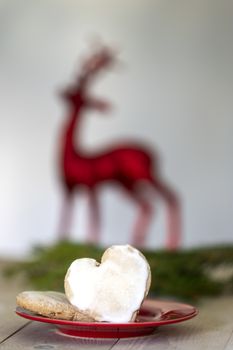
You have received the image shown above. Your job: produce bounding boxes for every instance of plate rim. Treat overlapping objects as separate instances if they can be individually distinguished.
[15,298,198,328]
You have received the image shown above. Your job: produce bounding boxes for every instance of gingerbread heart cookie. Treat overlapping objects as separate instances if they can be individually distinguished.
[65,245,151,323]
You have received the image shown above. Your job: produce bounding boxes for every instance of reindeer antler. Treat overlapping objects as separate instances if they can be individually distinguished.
[81,45,117,79]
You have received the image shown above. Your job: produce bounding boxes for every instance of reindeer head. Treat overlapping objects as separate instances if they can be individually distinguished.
[61,45,118,107]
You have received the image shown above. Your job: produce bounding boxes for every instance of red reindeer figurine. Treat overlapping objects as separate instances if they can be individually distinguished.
[57,45,181,249]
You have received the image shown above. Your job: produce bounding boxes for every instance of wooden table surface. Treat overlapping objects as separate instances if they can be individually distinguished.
[1,262,233,350]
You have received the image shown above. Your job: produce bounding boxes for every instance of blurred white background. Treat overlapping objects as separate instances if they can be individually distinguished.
[0,0,233,258]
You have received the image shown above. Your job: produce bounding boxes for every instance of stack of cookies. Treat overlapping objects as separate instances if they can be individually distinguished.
[16,245,151,323]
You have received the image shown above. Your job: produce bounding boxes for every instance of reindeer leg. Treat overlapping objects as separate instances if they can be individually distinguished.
[123,186,153,248]
[131,197,153,248]
[57,191,74,240]
[87,190,100,245]
[152,178,182,250]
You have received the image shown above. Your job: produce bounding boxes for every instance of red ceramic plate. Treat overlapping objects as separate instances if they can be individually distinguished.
[16,299,198,338]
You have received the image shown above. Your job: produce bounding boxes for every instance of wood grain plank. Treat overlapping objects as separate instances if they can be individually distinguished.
[224,330,233,350]
[0,322,118,350]
[0,261,30,342]
[0,309,29,344]
[114,297,233,350]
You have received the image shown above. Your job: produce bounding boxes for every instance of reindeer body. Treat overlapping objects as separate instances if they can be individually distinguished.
[63,144,154,191]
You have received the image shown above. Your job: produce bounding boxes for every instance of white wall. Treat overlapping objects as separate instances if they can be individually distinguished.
[1,0,233,258]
